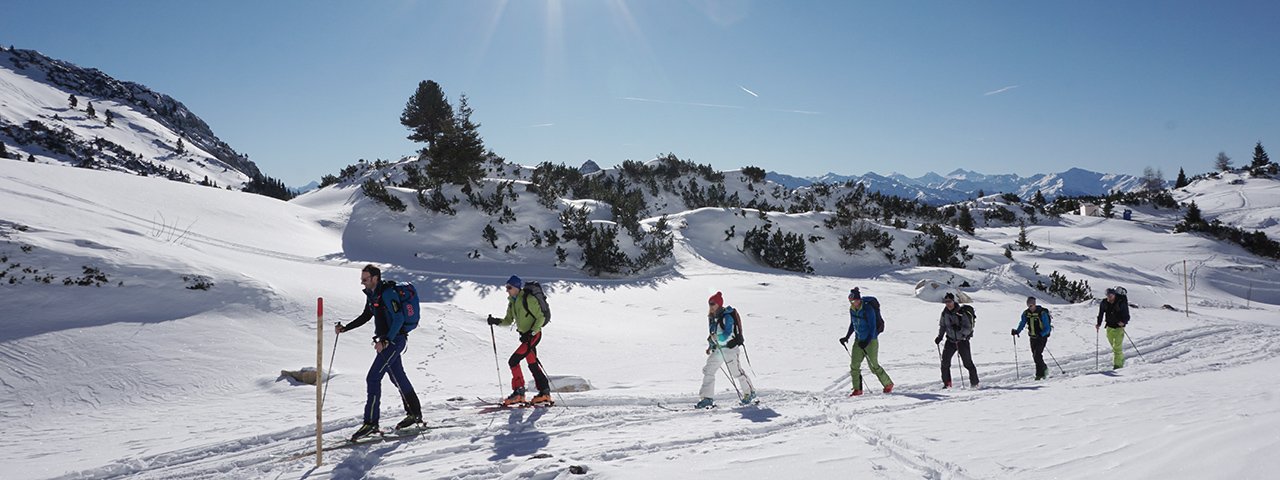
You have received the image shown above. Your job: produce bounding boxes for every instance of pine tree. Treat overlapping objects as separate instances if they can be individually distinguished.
[68,94,78,108]
[1015,221,1036,250]
[400,80,454,148]
[426,94,486,185]
[1103,198,1114,218]
[1215,151,1232,172]
[482,224,498,248]
[1252,142,1272,172]
[1174,167,1189,188]
[1185,200,1203,226]
[1031,189,1046,206]
[956,206,975,235]
[85,102,96,118]
[176,138,185,154]
[0,141,7,159]
[105,110,114,127]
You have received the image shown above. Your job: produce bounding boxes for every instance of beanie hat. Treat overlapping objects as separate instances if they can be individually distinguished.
[506,275,523,289]
[944,292,956,301]
[709,291,724,308]
[848,288,861,301]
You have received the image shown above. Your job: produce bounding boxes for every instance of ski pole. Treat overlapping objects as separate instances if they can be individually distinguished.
[1095,327,1100,372]
[1013,334,1020,381]
[319,324,341,410]
[1046,347,1066,375]
[740,343,760,378]
[1124,330,1146,361]
[489,322,504,399]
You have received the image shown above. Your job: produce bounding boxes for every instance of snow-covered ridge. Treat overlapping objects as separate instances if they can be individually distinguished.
[0,46,257,187]
[769,167,1147,204]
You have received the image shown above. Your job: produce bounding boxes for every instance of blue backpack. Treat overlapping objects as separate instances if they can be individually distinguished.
[385,282,420,333]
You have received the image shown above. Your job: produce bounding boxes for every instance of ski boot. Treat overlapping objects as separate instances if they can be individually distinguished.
[849,389,863,397]
[942,381,952,389]
[351,422,379,442]
[883,383,894,394]
[530,390,554,407]
[740,391,757,405]
[394,413,422,430]
[503,387,527,407]
[694,397,715,409]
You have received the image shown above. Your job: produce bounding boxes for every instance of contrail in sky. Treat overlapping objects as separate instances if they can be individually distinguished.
[739,85,759,97]
[526,123,555,128]
[984,85,1020,96]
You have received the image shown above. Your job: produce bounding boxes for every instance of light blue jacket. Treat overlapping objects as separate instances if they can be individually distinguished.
[1014,307,1052,337]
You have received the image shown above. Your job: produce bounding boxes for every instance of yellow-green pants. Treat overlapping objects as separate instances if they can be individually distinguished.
[851,339,893,390]
[1106,327,1125,369]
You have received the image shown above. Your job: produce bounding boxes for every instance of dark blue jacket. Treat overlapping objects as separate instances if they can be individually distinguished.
[344,280,409,343]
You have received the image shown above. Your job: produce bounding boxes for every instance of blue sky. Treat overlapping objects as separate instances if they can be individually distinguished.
[3,0,1278,186]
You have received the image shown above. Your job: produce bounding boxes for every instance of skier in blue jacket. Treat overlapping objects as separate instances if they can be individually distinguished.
[336,265,422,440]
[839,288,893,396]
[1012,296,1053,380]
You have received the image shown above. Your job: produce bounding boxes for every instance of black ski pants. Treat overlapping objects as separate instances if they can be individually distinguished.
[941,339,979,386]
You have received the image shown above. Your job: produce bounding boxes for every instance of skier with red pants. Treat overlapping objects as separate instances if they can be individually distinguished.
[487,275,552,406]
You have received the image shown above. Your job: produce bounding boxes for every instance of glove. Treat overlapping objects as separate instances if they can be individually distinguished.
[487,315,501,326]
[1010,329,1018,336]
[839,336,849,346]
[934,335,943,345]
[519,331,533,343]
[335,322,346,333]
[725,336,741,349]
[856,340,869,350]
[1119,322,1127,328]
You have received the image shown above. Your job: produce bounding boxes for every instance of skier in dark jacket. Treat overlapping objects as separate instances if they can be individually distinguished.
[934,293,979,388]
[1012,296,1053,380]
[336,265,423,440]
[1096,287,1131,369]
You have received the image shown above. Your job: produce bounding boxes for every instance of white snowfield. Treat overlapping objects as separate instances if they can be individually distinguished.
[2,160,1279,479]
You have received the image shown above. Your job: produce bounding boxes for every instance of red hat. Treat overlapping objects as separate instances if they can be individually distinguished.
[708,291,724,307]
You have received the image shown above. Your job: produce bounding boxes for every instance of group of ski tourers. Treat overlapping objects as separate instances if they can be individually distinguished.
[333,264,1134,441]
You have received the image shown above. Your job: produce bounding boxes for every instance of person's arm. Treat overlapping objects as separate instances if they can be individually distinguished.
[1096,302,1106,328]
[1041,311,1052,336]
[1013,312,1028,335]
[340,306,373,332]
[384,291,405,342]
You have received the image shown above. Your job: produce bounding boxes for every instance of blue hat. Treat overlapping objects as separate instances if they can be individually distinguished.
[505,275,523,289]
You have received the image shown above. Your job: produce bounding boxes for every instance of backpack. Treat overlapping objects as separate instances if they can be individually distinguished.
[958,304,977,329]
[520,281,551,326]
[863,296,885,333]
[385,282,420,334]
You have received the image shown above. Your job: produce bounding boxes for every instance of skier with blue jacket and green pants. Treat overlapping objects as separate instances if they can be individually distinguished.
[839,288,893,396]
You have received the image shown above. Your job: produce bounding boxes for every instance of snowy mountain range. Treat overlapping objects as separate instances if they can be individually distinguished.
[0,46,259,187]
[768,167,1148,204]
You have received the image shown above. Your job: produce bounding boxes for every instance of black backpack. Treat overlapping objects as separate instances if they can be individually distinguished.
[958,304,977,328]
[520,281,551,326]
[863,296,885,333]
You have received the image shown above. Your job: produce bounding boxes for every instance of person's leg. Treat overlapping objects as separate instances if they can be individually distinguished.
[363,345,396,425]
[508,341,530,391]
[384,339,421,417]
[941,340,957,385]
[958,340,979,386]
[1107,327,1125,368]
[1030,337,1048,379]
[525,332,550,393]
[849,342,867,391]
[725,347,753,395]
[865,339,893,387]
[699,350,723,399]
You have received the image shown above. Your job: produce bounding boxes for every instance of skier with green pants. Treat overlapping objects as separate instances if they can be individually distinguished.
[839,288,893,396]
[1096,287,1131,369]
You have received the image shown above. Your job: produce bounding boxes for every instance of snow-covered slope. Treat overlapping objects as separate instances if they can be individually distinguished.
[1175,171,1280,238]
[3,158,1280,479]
[0,47,257,187]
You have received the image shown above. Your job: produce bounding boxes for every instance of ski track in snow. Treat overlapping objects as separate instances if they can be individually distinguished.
[52,316,1280,480]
